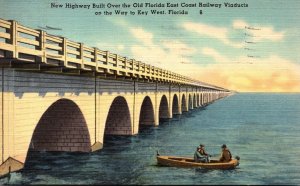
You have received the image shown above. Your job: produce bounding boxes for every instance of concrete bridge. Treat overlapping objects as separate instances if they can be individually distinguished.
[0,19,231,176]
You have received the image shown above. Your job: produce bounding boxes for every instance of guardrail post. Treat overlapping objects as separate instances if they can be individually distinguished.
[80,43,84,69]
[115,54,119,75]
[105,51,109,65]
[62,37,67,66]
[105,51,109,74]
[94,47,98,72]
[131,59,135,75]
[137,61,141,78]
[38,30,46,63]
[137,61,140,72]
[115,54,118,67]
[124,57,127,69]
[10,20,18,58]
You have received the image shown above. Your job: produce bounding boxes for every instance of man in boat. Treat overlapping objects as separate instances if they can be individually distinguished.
[219,144,232,162]
[194,144,210,163]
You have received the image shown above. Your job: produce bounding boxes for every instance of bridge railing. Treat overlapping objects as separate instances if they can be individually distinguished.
[0,19,227,90]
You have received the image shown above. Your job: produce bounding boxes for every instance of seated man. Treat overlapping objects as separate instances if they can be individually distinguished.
[219,144,232,162]
[194,144,210,163]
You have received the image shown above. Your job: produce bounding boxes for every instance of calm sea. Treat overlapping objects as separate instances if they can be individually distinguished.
[1,93,300,185]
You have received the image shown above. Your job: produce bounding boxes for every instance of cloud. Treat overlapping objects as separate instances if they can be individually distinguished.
[232,20,248,30]
[196,48,300,92]
[130,27,154,46]
[182,20,285,48]
[182,22,243,48]
[161,40,197,55]
[117,44,124,51]
[129,27,197,72]
[128,27,299,92]
[202,47,229,63]
[233,19,285,42]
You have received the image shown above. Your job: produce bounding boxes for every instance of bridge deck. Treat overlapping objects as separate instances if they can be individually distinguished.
[0,18,227,91]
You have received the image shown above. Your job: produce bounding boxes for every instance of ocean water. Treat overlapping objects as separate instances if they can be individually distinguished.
[1,93,300,185]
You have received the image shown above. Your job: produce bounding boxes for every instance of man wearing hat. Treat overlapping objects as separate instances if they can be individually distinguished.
[194,144,210,163]
[219,144,232,162]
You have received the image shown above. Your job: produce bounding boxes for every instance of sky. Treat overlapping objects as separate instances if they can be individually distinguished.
[0,0,300,92]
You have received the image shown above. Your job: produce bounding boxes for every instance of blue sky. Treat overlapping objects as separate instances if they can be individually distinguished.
[1,0,299,92]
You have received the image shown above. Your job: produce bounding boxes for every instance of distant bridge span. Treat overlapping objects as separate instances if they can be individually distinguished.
[0,19,231,176]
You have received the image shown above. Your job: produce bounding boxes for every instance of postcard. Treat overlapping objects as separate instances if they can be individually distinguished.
[0,0,299,185]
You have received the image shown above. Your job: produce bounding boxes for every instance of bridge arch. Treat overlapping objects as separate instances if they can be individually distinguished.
[139,96,155,130]
[29,98,91,152]
[104,96,132,135]
[159,95,169,121]
[172,94,180,115]
[181,94,187,112]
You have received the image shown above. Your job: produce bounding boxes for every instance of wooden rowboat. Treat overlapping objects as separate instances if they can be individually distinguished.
[157,155,240,169]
